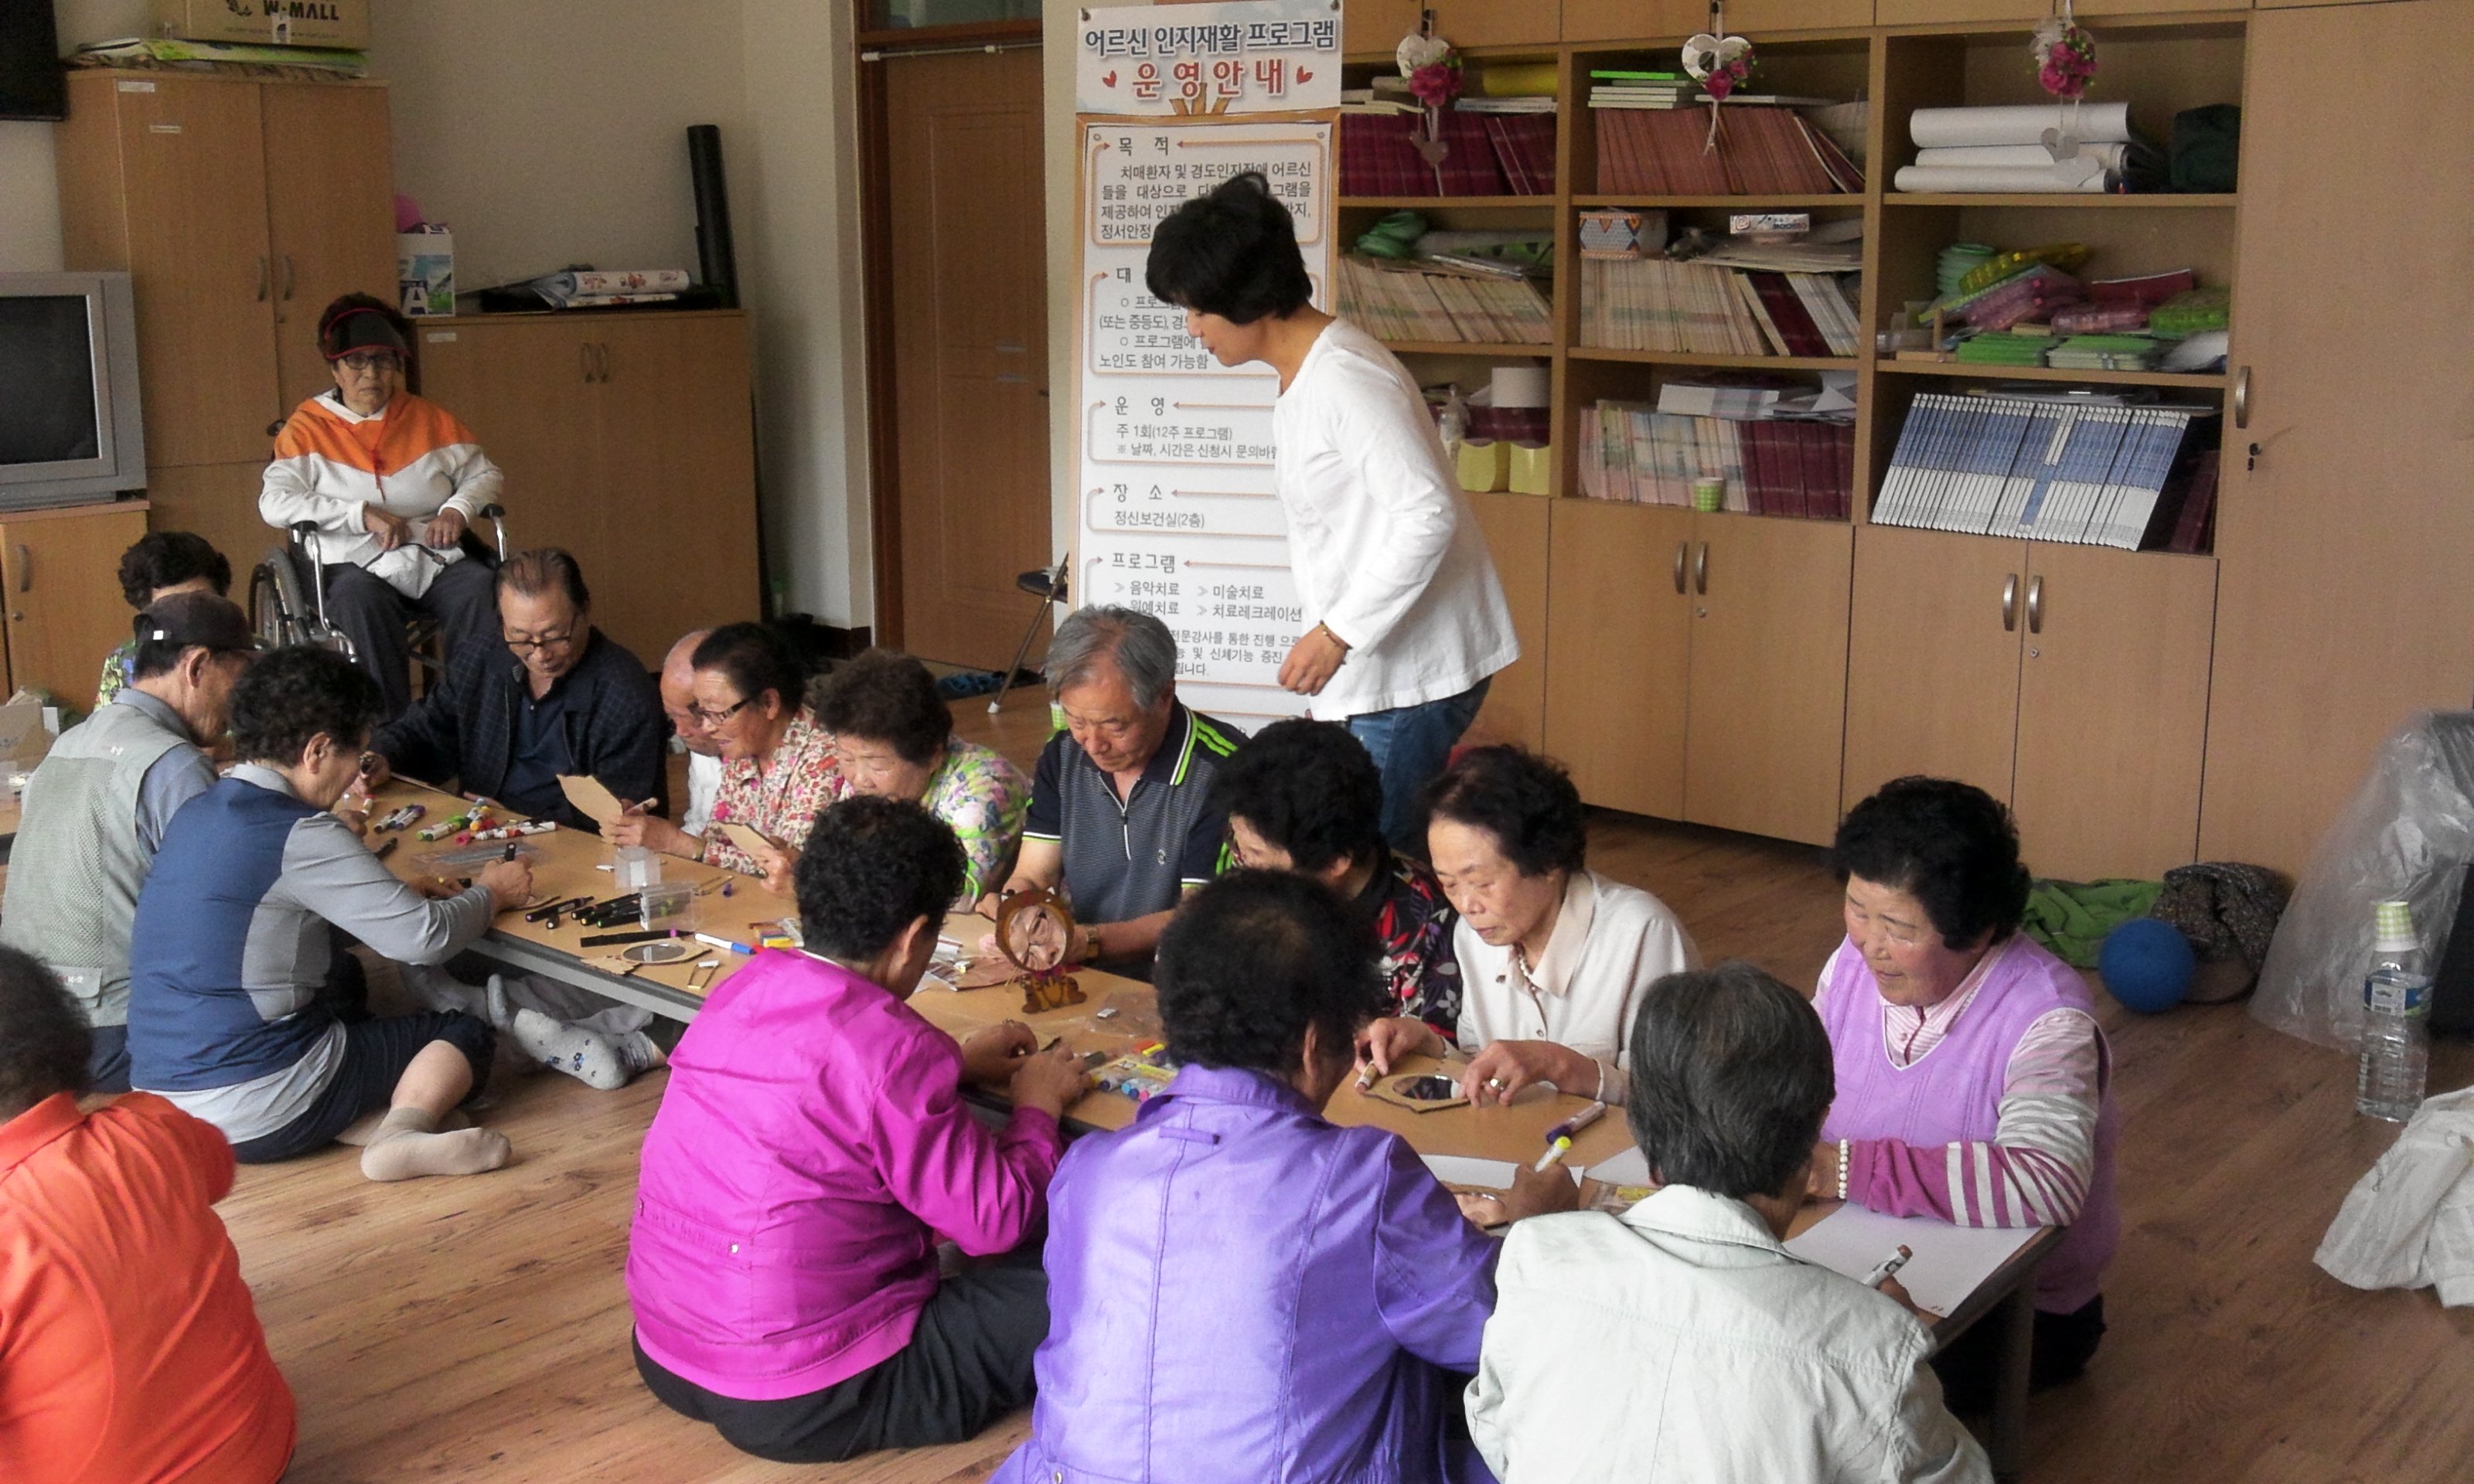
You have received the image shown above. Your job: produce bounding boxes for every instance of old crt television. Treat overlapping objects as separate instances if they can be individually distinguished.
[0,272,148,509]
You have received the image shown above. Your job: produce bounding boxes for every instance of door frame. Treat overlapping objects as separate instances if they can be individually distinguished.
[851,5,1044,650]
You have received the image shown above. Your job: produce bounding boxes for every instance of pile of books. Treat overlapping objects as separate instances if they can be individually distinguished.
[1579,398,1855,519]
[1594,106,1862,195]
[1875,393,2220,550]
[1337,257,1552,345]
[1587,70,1699,109]
[1580,259,1860,357]
[1339,109,1556,196]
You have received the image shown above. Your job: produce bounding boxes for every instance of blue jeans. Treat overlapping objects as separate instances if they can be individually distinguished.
[1347,677,1491,856]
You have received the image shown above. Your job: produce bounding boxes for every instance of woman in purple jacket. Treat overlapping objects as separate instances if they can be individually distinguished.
[993,870,1575,1484]
[626,795,1089,1462]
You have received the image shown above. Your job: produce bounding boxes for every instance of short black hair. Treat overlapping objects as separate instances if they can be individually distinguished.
[496,547,591,611]
[692,621,806,714]
[229,645,382,767]
[1157,870,1387,1076]
[1832,776,2030,949]
[1206,718,1382,874]
[0,947,92,1118]
[795,795,966,962]
[1625,961,1835,1201]
[816,650,952,769]
[1420,745,1587,878]
[128,593,255,682]
[1144,172,1314,326]
[118,531,231,608]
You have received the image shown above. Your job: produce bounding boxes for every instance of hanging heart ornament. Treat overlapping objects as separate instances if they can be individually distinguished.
[1395,33,1450,76]
[1682,32,1751,83]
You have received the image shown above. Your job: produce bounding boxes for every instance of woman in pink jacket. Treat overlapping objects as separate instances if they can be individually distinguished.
[625,795,1087,1462]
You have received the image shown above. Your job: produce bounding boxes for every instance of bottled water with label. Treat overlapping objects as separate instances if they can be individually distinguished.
[2356,900,2431,1122]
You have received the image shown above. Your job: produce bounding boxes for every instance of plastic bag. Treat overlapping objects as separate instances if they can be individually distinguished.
[2251,712,2474,1050]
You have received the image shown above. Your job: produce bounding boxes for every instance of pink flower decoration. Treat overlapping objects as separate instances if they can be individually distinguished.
[1704,71,1736,101]
[1407,61,1461,106]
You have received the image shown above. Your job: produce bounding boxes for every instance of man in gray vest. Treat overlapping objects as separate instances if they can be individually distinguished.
[1,592,259,1090]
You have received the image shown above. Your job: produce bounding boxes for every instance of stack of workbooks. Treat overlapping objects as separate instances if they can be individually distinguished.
[1594,105,1862,194]
[1339,109,1557,196]
[1874,392,2220,550]
[1587,70,1698,109]
[1581,258,1860,357]
[1337,256,1552,345]
[1578,398,1855,518]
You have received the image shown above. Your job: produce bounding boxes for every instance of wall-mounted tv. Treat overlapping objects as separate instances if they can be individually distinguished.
[0,273,149,510]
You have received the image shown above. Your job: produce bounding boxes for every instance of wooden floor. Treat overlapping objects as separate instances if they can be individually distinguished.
[216,712,2474,1482]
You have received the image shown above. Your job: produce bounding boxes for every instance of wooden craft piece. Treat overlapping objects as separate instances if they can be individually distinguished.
[715,822,775,859]
[1361,1071,1470,1113]
[994,887,1086,1016]
[557,773,630,827]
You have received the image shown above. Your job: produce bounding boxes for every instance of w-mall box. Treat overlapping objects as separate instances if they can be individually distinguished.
[149,1,372,49]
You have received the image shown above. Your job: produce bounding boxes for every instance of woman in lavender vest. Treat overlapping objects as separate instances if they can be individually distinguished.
[991,870,1575,1484]
[1805,777,2121,1410]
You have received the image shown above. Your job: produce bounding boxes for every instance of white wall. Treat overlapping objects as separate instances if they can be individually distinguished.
[0,121,61,271]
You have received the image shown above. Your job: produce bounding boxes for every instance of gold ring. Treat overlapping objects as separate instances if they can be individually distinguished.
[1486,1077,1506,1091]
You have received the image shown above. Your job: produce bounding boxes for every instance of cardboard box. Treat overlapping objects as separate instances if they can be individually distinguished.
[397,227,454,318]
[149,1,371,50]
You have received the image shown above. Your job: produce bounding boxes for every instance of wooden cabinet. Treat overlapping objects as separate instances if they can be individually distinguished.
[1846,526,2216,880]
[1563,0,1872,43]
[1873,0,2241,23]
[1429,2,1560,49]
[55,73,394,471]
[1545,500,1692,818]
[1344,0,1421,56]
[1545,506,1849,845]
[0,504,151,712]
[1464,490,1549,751]
[2199,0,2474,876]
[415,312,765,665]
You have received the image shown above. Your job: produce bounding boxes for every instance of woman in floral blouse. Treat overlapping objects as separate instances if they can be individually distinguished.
[817,649,1028,907]
[673,623,841,891]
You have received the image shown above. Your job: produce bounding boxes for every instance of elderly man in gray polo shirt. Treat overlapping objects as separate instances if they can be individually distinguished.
[980,606,1240,979]
[1,592,259,1090]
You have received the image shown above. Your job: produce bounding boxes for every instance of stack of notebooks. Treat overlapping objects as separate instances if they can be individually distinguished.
[1875,393,2220,550]
[1579,399,1855,518]
[1594,107,1862,195]
[1587,70,1699,109]
[1339,110,1557,196]
[1581,260,1861,357]
[1337,257,1553,345]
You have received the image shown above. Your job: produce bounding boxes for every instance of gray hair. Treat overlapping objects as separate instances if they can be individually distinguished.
[1047,604,1177,710]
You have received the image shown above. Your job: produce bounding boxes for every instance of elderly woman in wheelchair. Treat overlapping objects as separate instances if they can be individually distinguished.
[257,292,507,720]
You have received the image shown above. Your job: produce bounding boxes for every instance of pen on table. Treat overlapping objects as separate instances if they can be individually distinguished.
[373,837,397,862]
[694,931,772,955]
[1862,1244,1913,1289]
[1545,1101,1607,1145]
[1532,1135,1576,1174]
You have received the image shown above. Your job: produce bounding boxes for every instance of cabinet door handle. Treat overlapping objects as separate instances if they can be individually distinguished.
[254,256,270,302]
[2233,366,2250,430]
[1694,541,1709,595]
[1672,540,1688,594]
[2026,575,2044,635]
[594,343,612,382]
[580,343,595,383]
[279,254,295,301]
[15,544,29,593]
[2002,574,2018,631]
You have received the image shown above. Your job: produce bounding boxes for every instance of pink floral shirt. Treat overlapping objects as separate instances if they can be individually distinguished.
[702,706,843,876]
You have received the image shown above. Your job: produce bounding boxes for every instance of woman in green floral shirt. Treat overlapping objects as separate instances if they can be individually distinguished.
[95,533,232,709]
[818,650,1029,907]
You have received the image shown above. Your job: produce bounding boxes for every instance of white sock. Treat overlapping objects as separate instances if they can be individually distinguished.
[511,1007,632,1091]
[359,1107,510,1182]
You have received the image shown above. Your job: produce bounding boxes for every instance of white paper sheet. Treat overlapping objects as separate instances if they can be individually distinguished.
[1583,1145,1652,1186]
[1893,163,2107,195]
[1420,1154,1583,1190]
[1783,1204,2045,1319]
[1914,142,2129,169]
[1909,101,2132,148]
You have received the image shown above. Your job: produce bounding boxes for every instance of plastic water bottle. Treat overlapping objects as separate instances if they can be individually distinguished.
[2356,900,2432,1122]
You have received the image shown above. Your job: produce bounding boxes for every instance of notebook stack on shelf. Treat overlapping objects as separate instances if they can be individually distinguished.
[1594,105,1862,195]
[1338,109,1557,196]
[1578,398,1854,519]
[1586,70,1698,109]
[1874,392,2220,550]
[1581,258,1861,357]
[1337,256,1553,345]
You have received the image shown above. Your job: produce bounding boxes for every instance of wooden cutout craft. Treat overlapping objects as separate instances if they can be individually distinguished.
[995,888,1087,1016]
[715,822,775,860]
[557,773,630,827]
[1362,1070,1471,1113]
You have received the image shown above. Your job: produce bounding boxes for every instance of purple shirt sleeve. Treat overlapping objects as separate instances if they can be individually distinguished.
[1368,1134,1501,1370]
[869,1036,1064,1257]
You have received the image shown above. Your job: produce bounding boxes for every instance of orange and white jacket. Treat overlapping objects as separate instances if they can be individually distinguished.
[259,390,504,594]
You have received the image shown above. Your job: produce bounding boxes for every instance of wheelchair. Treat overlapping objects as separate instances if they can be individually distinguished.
[247,502,508,683]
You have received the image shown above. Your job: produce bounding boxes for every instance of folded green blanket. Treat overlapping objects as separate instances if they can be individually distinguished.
[2023,878,2164,967]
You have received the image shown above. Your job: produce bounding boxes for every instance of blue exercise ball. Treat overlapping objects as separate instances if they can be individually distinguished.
[2098,917,2196,1014]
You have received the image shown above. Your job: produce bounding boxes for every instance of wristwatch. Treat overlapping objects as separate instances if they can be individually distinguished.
[1080,924,1105,963]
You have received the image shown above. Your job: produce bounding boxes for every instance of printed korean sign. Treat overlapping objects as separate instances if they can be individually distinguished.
[1076,0,1341,117]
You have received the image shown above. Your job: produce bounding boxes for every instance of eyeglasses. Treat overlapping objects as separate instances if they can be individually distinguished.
[336,352,401,374]
[503,628,578,654]
[689,696,754,727]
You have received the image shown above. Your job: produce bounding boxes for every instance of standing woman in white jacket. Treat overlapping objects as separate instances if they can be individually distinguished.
[1147,172,1518,851]
[260,293,506,720]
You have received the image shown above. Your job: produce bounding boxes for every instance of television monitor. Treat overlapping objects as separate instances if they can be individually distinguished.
[0,1,65,121]
[0,272,149,510]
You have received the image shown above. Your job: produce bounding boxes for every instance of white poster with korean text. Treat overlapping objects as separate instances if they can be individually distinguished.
[1073,4,1338,728]
[1076,0,1341,117]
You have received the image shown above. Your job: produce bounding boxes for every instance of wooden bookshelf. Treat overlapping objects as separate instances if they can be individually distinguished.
[1569,194,1860,209]
[1873,360,2230,390]
[1573,349,1858,372]
[1883,192,2239,209]
[1385,339,1555,356]
[1337,196,1559,209]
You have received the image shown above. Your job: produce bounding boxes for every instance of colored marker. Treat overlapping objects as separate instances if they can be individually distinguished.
[694,931,759,955]
[1532,1135,1574,1174]
[1545,1101,1607,1145]
[1862,1245,1914,1288]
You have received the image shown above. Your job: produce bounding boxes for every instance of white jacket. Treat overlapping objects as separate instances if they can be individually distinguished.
[1470,1186,1992,1484]
[2318,1084,2474,1305]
